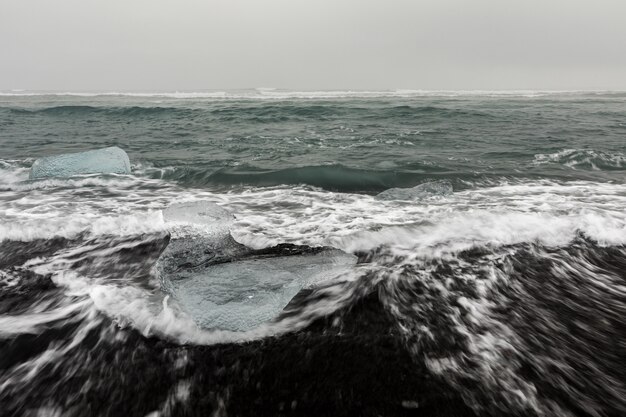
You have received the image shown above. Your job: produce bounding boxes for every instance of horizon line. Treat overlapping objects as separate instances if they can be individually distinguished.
[2,88,625,99]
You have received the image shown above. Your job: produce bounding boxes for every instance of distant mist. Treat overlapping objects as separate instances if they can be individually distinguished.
[2,0,626,91]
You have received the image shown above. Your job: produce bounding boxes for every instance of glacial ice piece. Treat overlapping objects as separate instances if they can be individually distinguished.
[29,146,131,180]
[376,180,453,201]
[160,200,240,261]
[161,248,356,332]
[163,200,234,232]
[158,200,357,332]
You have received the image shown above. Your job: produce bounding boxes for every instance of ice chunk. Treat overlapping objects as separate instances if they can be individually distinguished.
[160,248,356,332]
[160,200,240,262]
[158,200,356,332]
[163,200,234,232]
[376,180,453,201]
[29,146,131,179]
[157,232,248,282]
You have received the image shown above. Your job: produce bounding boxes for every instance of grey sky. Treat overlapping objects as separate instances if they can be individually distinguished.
[2,0,625,91]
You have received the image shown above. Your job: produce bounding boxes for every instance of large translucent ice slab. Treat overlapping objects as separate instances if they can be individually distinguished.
[158,200,356,332]
[162,248,356,332]
[29,147,131,180]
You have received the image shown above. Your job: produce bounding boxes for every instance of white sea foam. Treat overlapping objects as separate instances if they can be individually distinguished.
[2,173,152,192]
[224,181,626,253]
[0,301,102,400]
[3,167,626,350]
[0,160,31,188]
[3,172,625,251]
[0,300,90,337]
[534,149,626,170]
[0,212,166,242]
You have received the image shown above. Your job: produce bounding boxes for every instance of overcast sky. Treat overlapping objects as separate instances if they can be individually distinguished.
[1,0,625,91]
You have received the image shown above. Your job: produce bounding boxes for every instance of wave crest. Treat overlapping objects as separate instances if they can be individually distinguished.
[534,149,626,170]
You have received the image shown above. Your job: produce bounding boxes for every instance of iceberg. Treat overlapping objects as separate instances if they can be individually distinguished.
[157,200,356,332]
[376,180,453,201]
[29,146,131,180]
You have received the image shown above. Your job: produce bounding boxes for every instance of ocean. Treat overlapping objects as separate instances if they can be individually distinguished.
[1,90,625,417]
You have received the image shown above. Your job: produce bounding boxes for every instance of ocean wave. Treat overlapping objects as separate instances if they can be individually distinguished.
[223,180,626,250]
[337,210,626,258]
[0,159,31,189]
[3,171,625,247]
[17,202,622,348]
[533,149,626,170]
[1,173,153,192]
[2,89,624,99]
[7,105,198,118]
[153,164,451,192]
[0,212,166,242]
[2,102,488,123]
[2,176,625,416]
[378,239,626,416]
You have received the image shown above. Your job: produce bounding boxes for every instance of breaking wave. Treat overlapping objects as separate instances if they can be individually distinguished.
[2,89,625,99]
[534,149,626,170]
[2,179,625,416]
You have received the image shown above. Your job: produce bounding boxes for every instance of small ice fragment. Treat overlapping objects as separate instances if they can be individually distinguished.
[162,200,235,242]
[159,200,244,279]
[163,200,234,227]
[401,400,419,409]
[376,180,453,201]
[29,146,131,179]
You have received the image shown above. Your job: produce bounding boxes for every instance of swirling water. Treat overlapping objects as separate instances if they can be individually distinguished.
[0,91,625,417]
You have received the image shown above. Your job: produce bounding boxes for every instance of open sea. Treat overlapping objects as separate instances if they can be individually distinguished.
[1,90,625,417]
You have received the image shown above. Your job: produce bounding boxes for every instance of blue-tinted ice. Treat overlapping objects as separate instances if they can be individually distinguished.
[164,249,356,332]
[376,180,453,201]
[29,146,131,180]
[158,201,356,332]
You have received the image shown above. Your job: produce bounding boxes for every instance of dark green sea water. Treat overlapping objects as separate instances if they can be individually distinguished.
[1,91,625,417]
[2,91,625,191]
